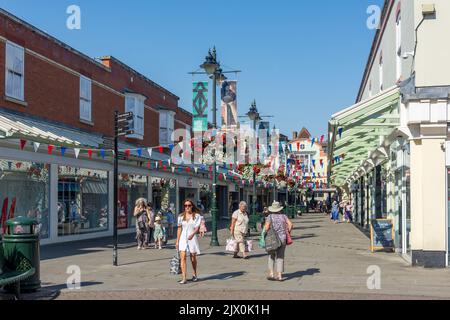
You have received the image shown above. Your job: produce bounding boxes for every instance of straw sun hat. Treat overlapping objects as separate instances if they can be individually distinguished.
[268,201,284,213]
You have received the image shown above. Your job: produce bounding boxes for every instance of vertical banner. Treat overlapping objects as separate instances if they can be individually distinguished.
[221,80,238,127]
[193,81,209,132]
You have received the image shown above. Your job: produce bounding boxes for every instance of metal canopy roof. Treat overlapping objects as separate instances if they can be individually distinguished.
[328,86,400,187]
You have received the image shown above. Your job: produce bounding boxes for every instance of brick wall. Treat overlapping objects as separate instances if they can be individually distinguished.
[0,10,192,148]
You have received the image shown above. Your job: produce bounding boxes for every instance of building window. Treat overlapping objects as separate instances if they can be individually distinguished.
[379,55,384,92]
[159,110,175,145]
[396,13,402,80]
[5,41,25,101]
[80,76,92,122]
[0,160,50,239]
[58,166,109,237]
[125,94,145,140]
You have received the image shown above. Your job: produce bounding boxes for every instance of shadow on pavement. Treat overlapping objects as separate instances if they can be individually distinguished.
[42,281,104,291]
[41,234,137,260]
[292,234,317,240]
[284,268,321,281]
[200,271,246,281]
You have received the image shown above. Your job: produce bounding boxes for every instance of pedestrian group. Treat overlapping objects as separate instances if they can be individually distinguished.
[133,196,298,284]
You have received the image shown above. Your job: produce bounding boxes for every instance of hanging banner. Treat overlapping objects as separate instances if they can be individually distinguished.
[193,81,209,132]
[221,80,238,127]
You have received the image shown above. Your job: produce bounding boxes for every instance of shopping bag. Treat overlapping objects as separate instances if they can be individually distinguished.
[246,240,253,252]
[226,238,237,252]
[169,251,181,275]
[259,230,266,249]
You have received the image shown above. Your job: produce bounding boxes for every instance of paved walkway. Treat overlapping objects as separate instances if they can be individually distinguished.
[8,213,450,300]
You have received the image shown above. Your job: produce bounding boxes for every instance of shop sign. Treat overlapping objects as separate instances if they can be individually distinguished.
[370,219,394,252]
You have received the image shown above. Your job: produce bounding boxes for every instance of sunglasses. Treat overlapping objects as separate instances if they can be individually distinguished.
[184,204,193,208]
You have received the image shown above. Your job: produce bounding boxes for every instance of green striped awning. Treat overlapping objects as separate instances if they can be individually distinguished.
[328,86,401,187]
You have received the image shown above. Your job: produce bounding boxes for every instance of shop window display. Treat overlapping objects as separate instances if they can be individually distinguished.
[152,177,177,212]
[0,160,50,239]
[58,166,108,236]
[119,173,148,229]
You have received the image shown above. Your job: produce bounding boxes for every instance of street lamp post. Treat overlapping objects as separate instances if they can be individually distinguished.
[247,100,260,216]
[200,48,221,246]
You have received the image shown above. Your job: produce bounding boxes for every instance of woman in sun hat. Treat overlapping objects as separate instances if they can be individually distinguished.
[264,201,293,282]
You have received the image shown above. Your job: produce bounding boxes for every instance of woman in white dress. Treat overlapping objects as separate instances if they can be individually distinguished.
[175,199,202,284]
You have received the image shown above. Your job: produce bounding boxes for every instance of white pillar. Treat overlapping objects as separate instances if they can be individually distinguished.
[49,164,59,242]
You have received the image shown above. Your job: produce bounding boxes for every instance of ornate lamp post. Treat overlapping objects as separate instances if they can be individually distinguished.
[247,100,261,216]
[200,48,221,246]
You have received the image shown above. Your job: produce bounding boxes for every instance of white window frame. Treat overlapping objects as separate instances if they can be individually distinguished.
[379,55,384,92]
[79,76,92,122]
[159,110,175,145]
[125,93,145,140]
[5,41,25,101]
[396,13,402,81]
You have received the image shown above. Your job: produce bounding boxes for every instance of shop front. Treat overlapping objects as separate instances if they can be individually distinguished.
[0,159,50,239]
[118,173,148,229]
[58,166,109,236]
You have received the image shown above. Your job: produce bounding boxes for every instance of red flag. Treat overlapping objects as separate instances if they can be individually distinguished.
[20,139,27,150]
[159,146,164,153]
[1,198,8,234]
[125,149,131,158]
[48,145,54,155]
[297,142,300,150]
[147,162,151,169]
[320,135,325,144]
[8,197,16,220]
[88,149,93,158]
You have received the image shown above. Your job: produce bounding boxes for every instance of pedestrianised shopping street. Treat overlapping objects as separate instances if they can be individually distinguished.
[1,0,450,306]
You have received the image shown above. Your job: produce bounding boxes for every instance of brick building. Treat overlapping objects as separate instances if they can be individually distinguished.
[0,9,234,245]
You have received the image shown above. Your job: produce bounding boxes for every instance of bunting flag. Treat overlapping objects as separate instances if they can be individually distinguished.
[20,139,27,150]
[320,159,324,168]
[88,149,93,158]
[194,167,198,174]
[171,167,175,173]
[74,148,80,159]
[320,135,325,144]
[312,160,316,168]
[296,142,300,151]
[61,147,67,157]
[100,149,106,159]
[159,146,164,153]
[288,144,293,152]
[147,148,153,158]
[47,145,54,155]
[311,138,315,147]
[147,161,151,169]
[338,128,343,139]
[137,148,142,157]
[33,142,40,153]
[169,144,174,152]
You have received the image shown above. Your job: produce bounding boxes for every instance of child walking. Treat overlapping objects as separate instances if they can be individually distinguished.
[153,216,164,249]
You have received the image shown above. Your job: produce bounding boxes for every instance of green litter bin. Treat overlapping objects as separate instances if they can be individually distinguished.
[3,216,41,292]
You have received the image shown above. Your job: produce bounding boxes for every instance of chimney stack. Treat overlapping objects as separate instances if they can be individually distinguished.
[293,131,298,140]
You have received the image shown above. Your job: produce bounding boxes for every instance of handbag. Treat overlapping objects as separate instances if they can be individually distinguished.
[169,251,181,275]
[226,238,237,252]
[264,215,282,252]
[285,216,293,246]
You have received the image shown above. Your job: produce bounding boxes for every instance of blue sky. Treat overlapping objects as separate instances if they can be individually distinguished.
[0,0,383,138]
